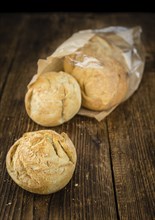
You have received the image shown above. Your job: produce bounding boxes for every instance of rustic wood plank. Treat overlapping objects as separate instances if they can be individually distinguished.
[0,14,26,98]
[0,13,118,220]
[1,12,155,220]
[106,15,155,219]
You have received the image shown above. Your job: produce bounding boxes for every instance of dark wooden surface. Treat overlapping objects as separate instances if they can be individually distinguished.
[0,13,155,220]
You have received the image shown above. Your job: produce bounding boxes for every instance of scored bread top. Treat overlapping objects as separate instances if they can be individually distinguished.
[6,130,77,194]
[25,71,81,126]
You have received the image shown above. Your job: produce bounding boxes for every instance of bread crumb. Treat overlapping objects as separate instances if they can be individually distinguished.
[6,202,12,206]
[86,173,89,180]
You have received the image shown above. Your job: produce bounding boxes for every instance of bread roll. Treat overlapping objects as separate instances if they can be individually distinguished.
[25,71,81,126]
[6,130,77,194]
[64,36,128,111]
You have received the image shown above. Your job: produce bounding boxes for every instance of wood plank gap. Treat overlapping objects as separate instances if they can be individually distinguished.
[106,118,120,220]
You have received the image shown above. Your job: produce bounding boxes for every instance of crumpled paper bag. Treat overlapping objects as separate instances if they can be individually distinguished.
[29,26,145,121]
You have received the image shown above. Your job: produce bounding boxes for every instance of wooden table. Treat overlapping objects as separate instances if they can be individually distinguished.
[0,13,154,220]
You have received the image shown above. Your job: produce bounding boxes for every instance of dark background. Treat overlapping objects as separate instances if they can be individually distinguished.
[0,0,154,12]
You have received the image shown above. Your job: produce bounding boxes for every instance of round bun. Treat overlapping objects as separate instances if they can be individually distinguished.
[25,71,81,126]
[6,130,77,194]
[64,36,128,111]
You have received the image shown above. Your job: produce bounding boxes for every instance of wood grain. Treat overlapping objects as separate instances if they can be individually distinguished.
[107,67,155,219]
[0,13,118,220]
[0,13,154,220]
[106,13,155,220]
[0,14,25,97]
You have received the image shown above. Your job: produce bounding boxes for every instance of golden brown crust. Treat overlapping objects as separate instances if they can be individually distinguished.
[64,35,128,111]
[6,130,77,194]
[25,71,81,126]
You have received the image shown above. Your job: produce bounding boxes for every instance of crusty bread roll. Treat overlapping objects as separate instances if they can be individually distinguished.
[6,130,77,194]
[64,36,128,111]
[25,71,81,127]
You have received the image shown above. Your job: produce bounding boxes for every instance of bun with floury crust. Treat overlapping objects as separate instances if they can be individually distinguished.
[6,130,77,194]
[25,71,81,127]
[64,35,128,111]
